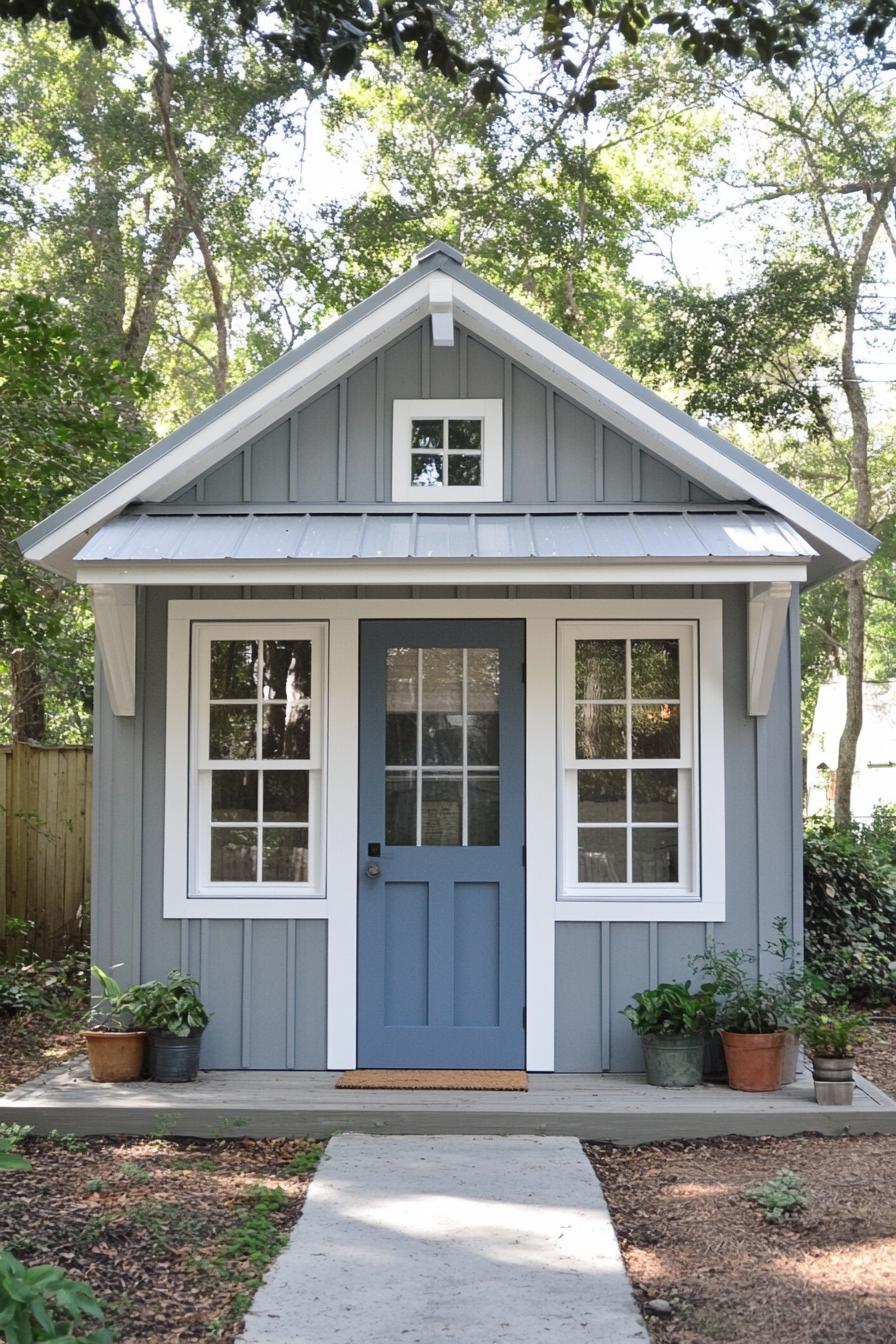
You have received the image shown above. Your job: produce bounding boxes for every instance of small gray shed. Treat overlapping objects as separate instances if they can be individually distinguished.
[20,242,876,1072]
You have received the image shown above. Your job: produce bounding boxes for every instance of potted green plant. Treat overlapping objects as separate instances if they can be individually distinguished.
[81,966,146,1082]
[764,917,827,1085]
[691,944,788,1092]
[800,1004,872,1105]
[621,980,717,1087]
[121,971,211,1082]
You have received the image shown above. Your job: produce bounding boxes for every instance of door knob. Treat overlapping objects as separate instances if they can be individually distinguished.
[366,862,381,878]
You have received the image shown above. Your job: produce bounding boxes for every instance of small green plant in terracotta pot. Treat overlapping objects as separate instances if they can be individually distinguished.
[81,966,146,1083]
[691,944,789,1092]
[621,980,717,1087]
[121,971,211,1083]
[800,1004,872,1105]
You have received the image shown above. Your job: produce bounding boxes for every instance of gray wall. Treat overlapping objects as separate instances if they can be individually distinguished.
[170,322,727,508]
[91,583,801,1072]
[554,587,803,1071]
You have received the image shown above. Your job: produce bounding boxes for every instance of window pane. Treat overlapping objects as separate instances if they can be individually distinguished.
[631,639,679,700]
[468,773,499,845]
[263,771,309,823]
[411,454,443,486]
[211,828,256,881]
[421,773,463,845]
[448,419,482,452]
[411,419,443,453]
[386,647,418,766]
[578,829,627,883]
[212,770,257,822]
[209,706,256,760]
[447,455,481,486]
[633,828,678,882]
[632,770,678,822]
[578,770,626,822]
[262,828,309,882]
[575,704,626,759]
[386,770,417,845]
[631,705,680,759]
[467,648,500,765]
[422,648,463,765]
[210,640,257,699]
[575,639,625,700]
[262,640,311,703]
[262,704,311,759]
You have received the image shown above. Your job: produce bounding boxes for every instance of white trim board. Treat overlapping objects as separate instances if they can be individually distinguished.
[158,597,729,1071]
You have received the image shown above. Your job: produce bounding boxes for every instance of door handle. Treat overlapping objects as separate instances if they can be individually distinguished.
[366,863,381,878]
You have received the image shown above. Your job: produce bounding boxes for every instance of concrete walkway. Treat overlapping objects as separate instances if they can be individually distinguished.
[237,1134,649,1343]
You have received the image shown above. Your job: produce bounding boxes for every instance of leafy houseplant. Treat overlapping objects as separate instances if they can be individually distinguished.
[0,1249,113,1343]
[621,981,717,1087]
[691,944,789,1092]
[121,971,211,1083]
[800,1005,872,1105]
[764,916,827,1084]
[81,966,146,1083]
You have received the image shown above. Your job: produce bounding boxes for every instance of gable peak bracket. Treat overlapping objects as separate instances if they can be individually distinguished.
[428,273,455,348]
[747,580,792,717]
[91,583,136,716]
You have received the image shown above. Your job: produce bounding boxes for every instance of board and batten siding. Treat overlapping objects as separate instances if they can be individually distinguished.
[90,581,800,1073]
[169,322,728,508]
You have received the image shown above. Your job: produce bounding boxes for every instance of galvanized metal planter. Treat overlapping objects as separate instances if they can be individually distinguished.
[641,1034,705,1087]
[147,1027,204,1083]
[813,1055,855,1105]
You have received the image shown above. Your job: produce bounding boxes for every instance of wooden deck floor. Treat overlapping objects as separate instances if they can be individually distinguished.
[3,1063,895,1143]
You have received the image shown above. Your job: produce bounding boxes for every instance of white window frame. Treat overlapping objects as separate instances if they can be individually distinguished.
[391,398,503,502]
[557,617,725,920]
[164,619,329,917]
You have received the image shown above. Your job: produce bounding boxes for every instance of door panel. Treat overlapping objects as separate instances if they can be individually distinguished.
[357,620,525,1067]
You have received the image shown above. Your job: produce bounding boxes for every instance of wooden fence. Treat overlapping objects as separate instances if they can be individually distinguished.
[0,742,92,958]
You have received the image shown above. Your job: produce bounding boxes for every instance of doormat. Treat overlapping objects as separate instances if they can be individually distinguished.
[335,1069,528,1091]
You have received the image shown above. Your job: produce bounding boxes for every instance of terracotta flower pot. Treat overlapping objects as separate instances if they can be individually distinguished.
[82,1030,146,1082]
[721,1029,786,1092]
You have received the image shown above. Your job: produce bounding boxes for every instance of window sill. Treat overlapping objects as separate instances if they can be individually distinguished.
[554,893,724,922]
[163,894,330,920]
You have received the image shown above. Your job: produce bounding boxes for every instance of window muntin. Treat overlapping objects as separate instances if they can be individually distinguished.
[560,623,697,899]
[392,399,503,501]
[192,624,325,895]
[385,645,500,847]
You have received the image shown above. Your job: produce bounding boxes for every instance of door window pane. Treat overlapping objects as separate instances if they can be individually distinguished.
[632,828,678,882]
[468,773,499,845]
[386,647,418,765]
[386,770,417,846]
[578,829,627,883]
[421,648,463,766]
[421,774,463,846]
[578,770,626,822]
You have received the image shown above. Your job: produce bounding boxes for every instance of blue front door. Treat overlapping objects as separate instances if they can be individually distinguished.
[357,620,526,1068]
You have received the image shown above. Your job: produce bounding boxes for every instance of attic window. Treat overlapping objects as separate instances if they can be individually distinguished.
[392,399,503,502]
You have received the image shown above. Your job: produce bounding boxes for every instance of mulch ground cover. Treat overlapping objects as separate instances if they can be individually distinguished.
[0,1132,321,1342]
[856,1013,896,1096]
[589,1133,896,1344]
[0,1012,84,1095]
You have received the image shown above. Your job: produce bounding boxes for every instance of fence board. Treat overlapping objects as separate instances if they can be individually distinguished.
[0,743,92,958]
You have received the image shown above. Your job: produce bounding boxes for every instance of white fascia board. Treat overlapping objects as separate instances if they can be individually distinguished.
[453,289,873,563]
[77,559,809,587]
[91,584,136,716]
[748,581,793,716]
[24,276,433,567]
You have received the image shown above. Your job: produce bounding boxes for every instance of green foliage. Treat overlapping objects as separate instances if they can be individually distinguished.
[219,1185,289,1268]
[84,966,135,1032]
[119,1162,152,1184]
[0,1122,32,1173]
[691,938,796,1034]
[621,980,717,1036]
[284,1141,324,1175]
[0,931,89,1019]
[744,1169,809,1224]
[0,1248,113,1343]
[799,1005,873,1056]
[119,971,211,1038]
[804,818,896,1004]
[0,0,126,49]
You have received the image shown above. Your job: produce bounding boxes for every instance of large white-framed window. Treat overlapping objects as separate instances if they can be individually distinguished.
[165,620,328,916]
[557,619,724,916]
[391,398,503,502]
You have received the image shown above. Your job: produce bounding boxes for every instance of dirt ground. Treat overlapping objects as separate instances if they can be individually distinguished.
[590,1133,896,1344]
[0,1012,84,1094]
[856,1014,896,1095]
[0,1132,320,1342]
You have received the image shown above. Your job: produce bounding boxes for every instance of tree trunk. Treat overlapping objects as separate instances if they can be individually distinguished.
[834,568,864,827]
[10,648,46,743]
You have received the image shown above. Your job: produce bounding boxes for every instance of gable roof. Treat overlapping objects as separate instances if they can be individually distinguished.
[20,241,876,586]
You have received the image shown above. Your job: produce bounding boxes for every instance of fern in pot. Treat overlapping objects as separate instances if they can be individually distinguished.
[122,971,211,1083]
[621,980,717,1087]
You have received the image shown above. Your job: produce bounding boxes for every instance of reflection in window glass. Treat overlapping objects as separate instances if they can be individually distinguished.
[212,770,257,822]
[211,828,257,882]
[210,641,257,699]
[578,770,626,822]
[261,829,309,883]
[578,829,627,883]
[633,828,678,882]
[209,706,256,760]
[409,418,483,488]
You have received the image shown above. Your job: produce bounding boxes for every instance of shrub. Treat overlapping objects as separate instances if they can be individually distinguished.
[0,921,89,1020]
[0,1249,113,1342]
[804,816,896,1004]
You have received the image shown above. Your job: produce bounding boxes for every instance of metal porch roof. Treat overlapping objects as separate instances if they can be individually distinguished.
[75,509,816,565]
